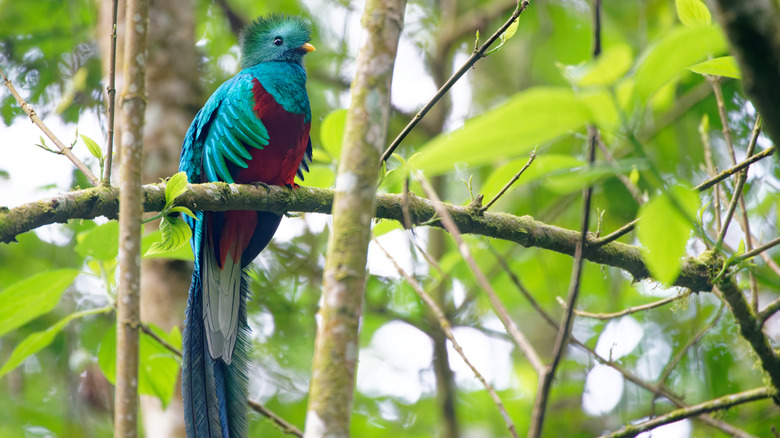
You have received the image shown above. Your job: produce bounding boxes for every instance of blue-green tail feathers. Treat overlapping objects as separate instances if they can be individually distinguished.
[182,215,250,438]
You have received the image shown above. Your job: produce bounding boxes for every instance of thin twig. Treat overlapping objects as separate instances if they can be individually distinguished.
[490,250,757,437]
[592,218,639,247]
[656,303,725,387]
[375,239,519,438]
[716,170,751,247]
[416,171,545,374]
[247,401,304,437]
[138,320,302,434]
[138,323,181,357]
[700,114,722,234]
[489,246,557,327]
[103,0,119,186]
[741,116,762,310]
[480,148,537,212]
[597,138,644,204]
[732,236,780,265]
[694,144,775,191]
[379,0,531,165]
[1,68,100,186]
[556,292,684,320]
[599,387,776,438]
[528,5,602,433]
[759,297,780,324]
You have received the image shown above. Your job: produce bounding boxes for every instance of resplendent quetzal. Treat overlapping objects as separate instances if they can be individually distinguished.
[178,15,314,438]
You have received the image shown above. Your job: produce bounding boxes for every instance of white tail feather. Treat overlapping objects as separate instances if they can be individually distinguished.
[202,240,242,365]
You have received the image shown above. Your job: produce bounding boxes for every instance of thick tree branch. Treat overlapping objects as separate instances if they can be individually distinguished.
[0,183,716,293]
[716,276,780,403]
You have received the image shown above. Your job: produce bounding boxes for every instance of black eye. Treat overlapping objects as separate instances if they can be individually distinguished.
[273,37,283,46]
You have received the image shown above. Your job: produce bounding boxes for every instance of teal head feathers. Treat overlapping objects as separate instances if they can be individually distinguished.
[240,15,315,68]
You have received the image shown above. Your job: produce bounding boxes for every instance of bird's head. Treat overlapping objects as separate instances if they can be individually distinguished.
[240,14,315,68]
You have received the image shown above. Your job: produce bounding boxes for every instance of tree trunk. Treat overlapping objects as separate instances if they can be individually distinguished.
[304,0,407,436]
[99,0,199,436]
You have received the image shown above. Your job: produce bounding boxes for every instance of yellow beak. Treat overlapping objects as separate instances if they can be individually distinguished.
[300,42,316,53]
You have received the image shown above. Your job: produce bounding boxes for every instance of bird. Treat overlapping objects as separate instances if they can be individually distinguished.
[178,15,314,438]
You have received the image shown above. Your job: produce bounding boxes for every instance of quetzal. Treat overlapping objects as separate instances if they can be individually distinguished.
[178,15,314,438]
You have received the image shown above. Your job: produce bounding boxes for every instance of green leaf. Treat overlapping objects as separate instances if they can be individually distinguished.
[675,0,711,27]
[637,186,700,285]
[486,17,520,55]
[572,44,633,87]
[411,87,592,176]
[80,134,103,161]
[75,220,119,261]
[98,323,181,407]
[0,307,110,377]
[165,172,190,208]
[481,155,584,206]
[320,109,347,160]
[0,269,80,338]
[141,230,194,260]
[688,56,741,79]
[169,206,198,220]
[633,25,727,102]
[144,217,192,257]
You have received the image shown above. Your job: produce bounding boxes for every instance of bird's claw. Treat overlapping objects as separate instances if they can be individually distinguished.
[253,181,271,193]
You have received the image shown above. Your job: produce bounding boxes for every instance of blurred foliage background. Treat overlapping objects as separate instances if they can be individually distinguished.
[1,0,778,437]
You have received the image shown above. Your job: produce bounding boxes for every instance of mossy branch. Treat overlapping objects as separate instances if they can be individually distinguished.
[0,182,714,292]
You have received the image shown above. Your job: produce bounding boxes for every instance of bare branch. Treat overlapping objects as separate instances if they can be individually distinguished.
[375,239,519,438]
[103,0,119,186]
[480,148,537,213]
[417,172,545,374]
[556,292,684,321]
[379,0,531,164]
[599,387,776,438]
[0,68,100,186]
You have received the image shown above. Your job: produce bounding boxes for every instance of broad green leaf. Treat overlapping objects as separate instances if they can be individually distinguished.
[169,206,198,220]
[320,109,347,160]
[634,25,727,102]
[0,307,110,377]
[675,0,711,27]
[689,56,741,79]
[75,220,119,261]
[0,269,80,338]
[411,87,592,176]
[574,44,633,87]
[98,323,181,407]
[80,134,103,161]
[141,230,194,260]
[165,172,189,208]
[637,186,699,285]
[145,216,192,257]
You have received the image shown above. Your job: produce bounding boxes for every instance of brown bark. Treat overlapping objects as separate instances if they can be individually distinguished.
[115,0,148,435]
[304,0,407,436]
[99,0,198,436]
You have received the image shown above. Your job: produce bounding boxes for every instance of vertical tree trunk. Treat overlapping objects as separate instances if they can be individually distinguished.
[115,0,148,436]
[100,0,198,436]
[304,1,407,436]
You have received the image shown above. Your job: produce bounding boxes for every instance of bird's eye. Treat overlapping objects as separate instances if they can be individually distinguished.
[273,37,283,46]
